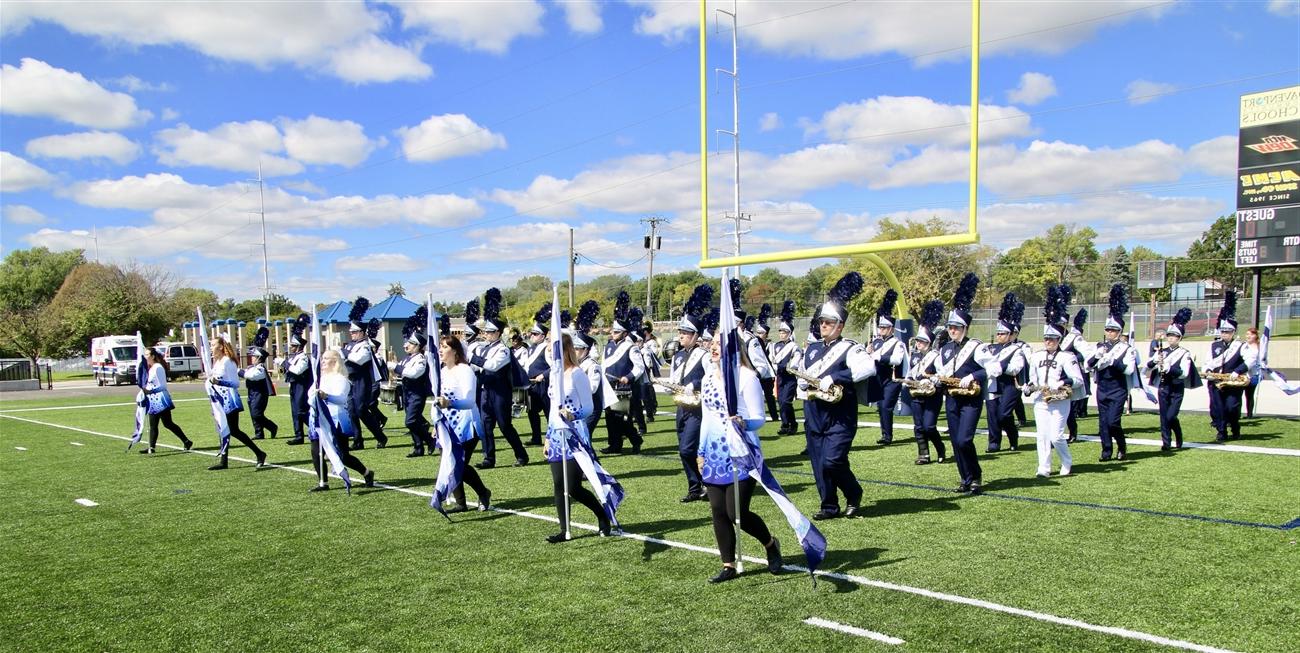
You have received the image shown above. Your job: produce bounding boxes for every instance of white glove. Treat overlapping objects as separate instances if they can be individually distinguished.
[960,375,975,389]
[818,375,834,391]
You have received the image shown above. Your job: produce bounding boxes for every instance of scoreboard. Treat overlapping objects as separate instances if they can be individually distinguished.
[1236,86,1300,268]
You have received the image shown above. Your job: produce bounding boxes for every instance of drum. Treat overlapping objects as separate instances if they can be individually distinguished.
[511,388,529,419]
[611,389,632,414]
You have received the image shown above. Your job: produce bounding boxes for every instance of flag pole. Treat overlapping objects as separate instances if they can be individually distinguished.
[314,306,326,489]
[555,287,571,541]
[723,270,742,574]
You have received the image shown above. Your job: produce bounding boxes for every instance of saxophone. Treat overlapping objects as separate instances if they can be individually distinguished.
[653,378,701,408]
[901,377,937,397]
[785,366,843,403]
[937,375,981,397]
[1204,372,1249,388]
[1020,383,1072,403]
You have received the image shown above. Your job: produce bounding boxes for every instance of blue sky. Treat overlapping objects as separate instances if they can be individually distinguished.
[2,0,1298,306]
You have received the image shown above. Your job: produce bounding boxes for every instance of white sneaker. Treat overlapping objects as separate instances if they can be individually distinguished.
[1058,468,1071,477]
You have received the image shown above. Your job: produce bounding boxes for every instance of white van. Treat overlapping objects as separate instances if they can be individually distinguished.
[156,341,202,379]
[90,335,140,386]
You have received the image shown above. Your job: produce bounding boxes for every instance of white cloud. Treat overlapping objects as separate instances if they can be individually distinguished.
[335,253,425,272]
[979,193,1224,253]
[25,131,141,165]
[279,116,380,167]
[630,0,1170,61]
[1,3,428,84]
[811,96,1035,147]
[161,108,181,122]
[0,151,56,192]
[741,200,822,234]
[327,35,432,84]
[62,172,484,229]
[0,58,151,129]
[24,225,345,264]
[280,180,327,196]
[107,75,172,93]
[1007,72,1057,106]
[456,220,632,262]
[758,112,782,132]
[1126,79,1177,105]
[557,0,603,34]
[3,204,48,225]
[983,139,1184,195]
[396,114,507,163]
[1267,0,1299,17]
[1186,135,1237,177]
[153,121,302,176]
[384,0,545,53]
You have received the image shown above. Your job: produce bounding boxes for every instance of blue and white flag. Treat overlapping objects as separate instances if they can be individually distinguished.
[127,331,150,451]
[1128,312,1157,403]
[1262,306,1300,396]
[718,270,827,575]
[196,307,230,454]
[428,296,465,516]
[309,306,351,493]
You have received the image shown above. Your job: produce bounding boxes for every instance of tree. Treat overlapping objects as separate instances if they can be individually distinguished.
[1184,215,1238,291]
[990,223,1099,302]
[387,281,405,297]
[166,287,221,327]
[0,247,86,367]
[48,263,173,357]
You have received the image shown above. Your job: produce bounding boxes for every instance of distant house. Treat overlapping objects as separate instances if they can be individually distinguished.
[318,296,466,362]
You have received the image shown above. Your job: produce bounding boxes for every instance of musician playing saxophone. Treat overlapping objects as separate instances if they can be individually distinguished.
[905,300,947,465]
[936,273,994,494]
[669,285,713,503]
[1204,292,1254,443]
[1028,314,1083,477]
[1145,308,1197,450]
[1085,284,1138,462]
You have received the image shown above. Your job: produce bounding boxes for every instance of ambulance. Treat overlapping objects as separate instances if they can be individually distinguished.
[90,335,140,386]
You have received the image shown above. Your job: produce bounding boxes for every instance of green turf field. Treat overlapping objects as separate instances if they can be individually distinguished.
[2,390,1297,652]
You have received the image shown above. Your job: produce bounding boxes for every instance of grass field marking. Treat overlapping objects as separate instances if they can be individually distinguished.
[74,498,98,507]
[0,414,1249,653]
[14,446,27,451]
[0,398,209,414]
[855,421,1300,457]
[803,617,905,645]
[70,442,83,446]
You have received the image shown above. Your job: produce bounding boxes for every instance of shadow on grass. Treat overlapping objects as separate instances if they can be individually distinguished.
[861,495,962,518]
[632,516,714,561]
[372,476,434,490]
[979,475,1068,492]
[616,467,686,481]
[821,547,901,592]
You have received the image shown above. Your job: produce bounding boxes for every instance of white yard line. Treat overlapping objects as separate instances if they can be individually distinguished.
[14,446,27,451]
[803,617,904,645]
[0,398,208,414]
[0,412,1243,653]
[69,442,84,446]
[74,498,98,507]
[855,420,1300,457]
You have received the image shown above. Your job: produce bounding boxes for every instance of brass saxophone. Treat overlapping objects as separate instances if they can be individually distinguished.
[1020,383,1072,403]
[1204,372,1249,388]
[785,365,843,403]
[653,378,701,408]
[937,375,981,397]
[901,377,937,397]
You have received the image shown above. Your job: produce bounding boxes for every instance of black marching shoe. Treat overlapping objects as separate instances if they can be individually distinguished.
[709,566,739,584]
[915,457,931,465]
[447,504,468,514]
[766,538,784,574]
[843,504,861,518]
[1160,444,1171,451]
[876,437,892,445]
[526,437,542,446]
[1098,455,1112,462]
[546,532,570,544]
[478,489,492,511]
[309,484,329,493]
[285,437,304,446]
[680,492,705,503]
[352,439,365,450]
[598,519,612,537]
[475,460,495,469]
[255,452,268,469]
[969,482,983,495]
[182,439,194,451]
[1116,451,1127,461]
[598,447,622,455]
[954,482,972,493]
[630,441,642,455]
[812,509,839,521]
[407,449,424,458]
[985,446,1000,453]
[375,435,388,449]
[363,470,376,487]
[513,456,529,467]
[139,447,154,455]
[208,457,228,471]
[252,434,264,440]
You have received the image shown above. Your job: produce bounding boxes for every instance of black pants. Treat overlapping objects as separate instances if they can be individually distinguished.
[760,377,778,422]
[311,432,367,480]
[1209,385,1243,440]
[1096,391,1127,458]
[985,393,1019,450]
[148,409,188,449]
[676,409,703,496]
[289,392,309,438]
[249,400,278,439]
[453,439,491,505]
[910,396,946,460]
[481,391,527,465]
[1013,393,1027,424]
[1245,379,1258,418]
[944,396,983,485]
[604,407,642,451]
[405,396,434,452]
[877,381,903,442]
[550,458,606,533]
[640,382,659,423]
[1067,398,1085,440]
[630,388,647,434]
[1158,385,1184,447]
[526,386,549,443]
[706,478,773,565]
[776,374,797,431]
[222,411,265,461]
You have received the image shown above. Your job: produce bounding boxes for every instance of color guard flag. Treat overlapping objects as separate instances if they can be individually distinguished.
[127,331,149,451]
[195,307,230,453]
[1262,306,1300,395]
[429,296,465,517]
[308,306,351,493]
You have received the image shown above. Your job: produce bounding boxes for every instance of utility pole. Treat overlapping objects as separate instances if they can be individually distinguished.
[92,225,99,263]
[642,216,667,320]
[250,162,271,323]
[568,227,576,309]
[716,0,748,278]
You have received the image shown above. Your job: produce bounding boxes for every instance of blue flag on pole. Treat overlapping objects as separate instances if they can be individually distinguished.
[195,307,230,454]
[1262,306,1300,395]
[429,297,466,516]
[718,270,827,575]
[308,306,351,493]
[127,332,150,451]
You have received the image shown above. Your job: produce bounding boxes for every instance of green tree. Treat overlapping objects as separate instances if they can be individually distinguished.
[166,287,221,327]
[1183,215,1238,291]
[387,281,405,297]
[0,247,86,367]
[48,263,172,357]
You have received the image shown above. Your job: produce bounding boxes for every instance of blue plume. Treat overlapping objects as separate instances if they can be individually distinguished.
[877,288,898,318]
[366,317,381,339]
[559,310,572,329]
[1172,307,1192,328]
[348,296,370,323]
[464,298,480,325]
[998,292,1017,323]
[919,299,944,331]
[829,271,864,305]
[577,300,600,332]
[1218,290,1237,323]
[403,306,427,338]
[613,291,630,323]
[252,326,269,348]
[534,302,552,327]
[1073,309,1088,331]
[1044,284,1063,326]
[780,300,795,325]
[1108,284,1129,321]
[952,273,979,312]
[483,288,502,320]
[684,284,713,317]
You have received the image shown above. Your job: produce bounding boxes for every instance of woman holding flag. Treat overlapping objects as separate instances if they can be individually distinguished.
[698,333,783,583]
[139,348,192,454]
[312,350,375,491]
[207,337,267,471]
[434,330,493,513]
[544,333,611,542]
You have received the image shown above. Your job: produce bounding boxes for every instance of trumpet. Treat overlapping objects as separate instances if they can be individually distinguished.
[901,377,938,397]
[936,375,981,397]
[653,378,701,408]
[785,366,843,403]
[1020,383,1072,403]
[1204,372,1250,388]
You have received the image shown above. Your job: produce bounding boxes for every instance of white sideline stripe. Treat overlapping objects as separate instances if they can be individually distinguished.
[70,442,84,446]
[74,498,98,507]
[803,617,904,644]
[14,446,27,451]
[0,413,1242,653]
[0,398,208,414]
[856,420,1300,457]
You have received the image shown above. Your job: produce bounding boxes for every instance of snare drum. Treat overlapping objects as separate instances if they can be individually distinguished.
[511,388,529,418]
[611,389,632,413]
